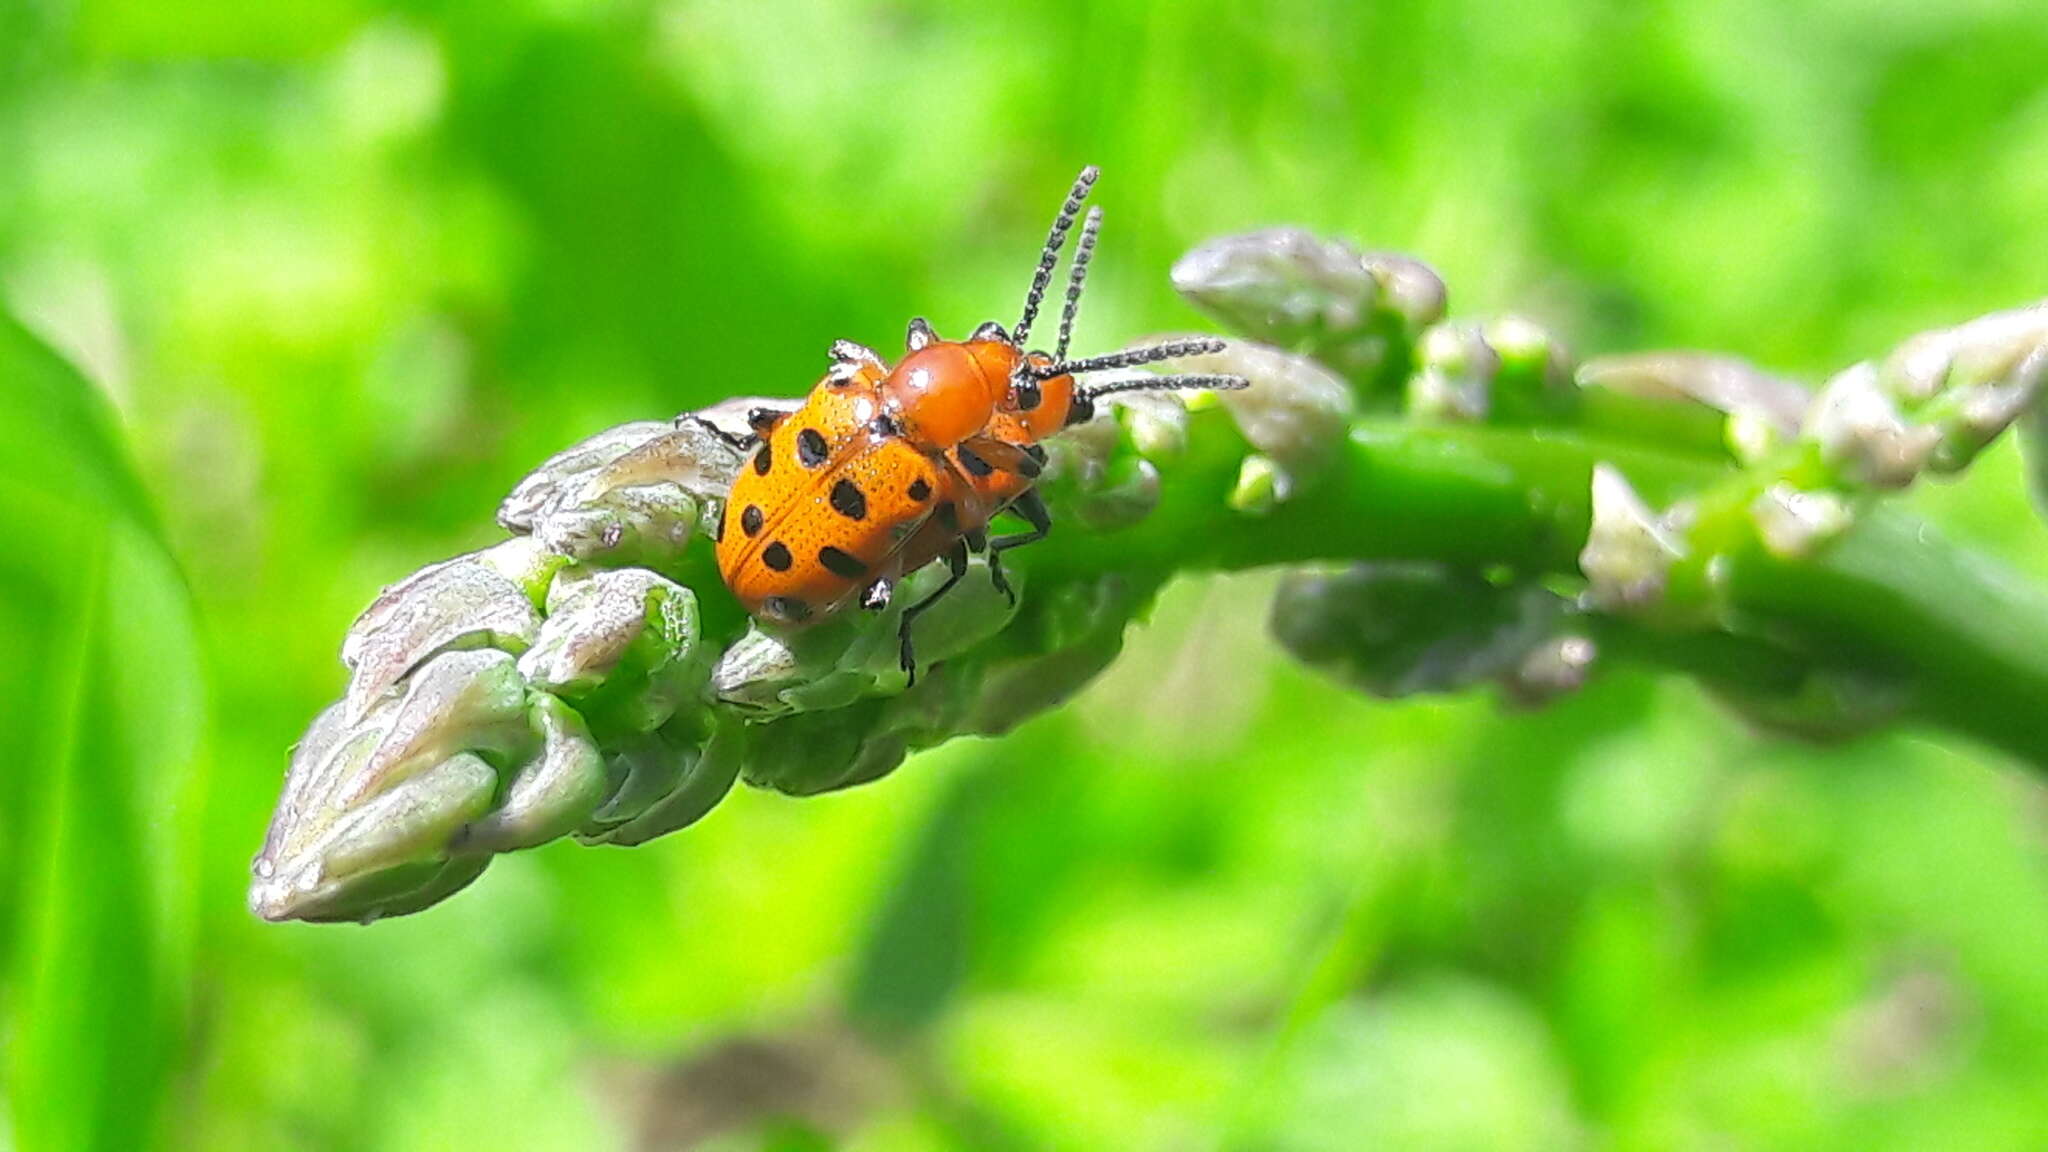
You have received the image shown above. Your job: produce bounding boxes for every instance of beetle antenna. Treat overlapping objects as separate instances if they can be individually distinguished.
[1013,165,1099,348]
[1032,337,1227,379]
[1076,373,1250,403]
[1054,206,1103,361]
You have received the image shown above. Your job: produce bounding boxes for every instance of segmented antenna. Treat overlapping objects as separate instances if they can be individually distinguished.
[1077,373,1250,402]
[1013,166,1100,347]
[1031,337,1227,379]
[1054,206,1104,361]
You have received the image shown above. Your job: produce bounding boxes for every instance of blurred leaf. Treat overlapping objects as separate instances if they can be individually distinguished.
[844,776,973,1040]
[0,311,205,1152]
[1253,978,1579,1152]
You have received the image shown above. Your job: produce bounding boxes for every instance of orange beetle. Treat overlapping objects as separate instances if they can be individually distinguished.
[711,166,1247,675]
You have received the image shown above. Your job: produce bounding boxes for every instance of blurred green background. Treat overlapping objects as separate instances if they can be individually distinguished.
[6,0,2048,1148]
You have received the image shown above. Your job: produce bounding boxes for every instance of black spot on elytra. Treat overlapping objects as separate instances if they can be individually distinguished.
[906,477,932,502]
[958,444,993,478]
[796,427,829,468]
[752,441,773,475]
[763,595,811,623]
[935,501,959,531]
[741,505,765,537]
[818,546,866,579]
[830,479,867,521]
[762,541,793,571]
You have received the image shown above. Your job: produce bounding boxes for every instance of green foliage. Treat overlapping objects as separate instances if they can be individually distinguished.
[0,314,204,1151]
[9,0,2048,1148]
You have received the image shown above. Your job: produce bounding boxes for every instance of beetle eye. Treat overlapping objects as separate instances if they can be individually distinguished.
[1014,378,1042,412]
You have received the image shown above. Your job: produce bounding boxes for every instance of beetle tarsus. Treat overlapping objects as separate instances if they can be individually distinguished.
[861,578,894,612]
[898,539,971,685]
[685,414,754,451]
[986,489,1051,606]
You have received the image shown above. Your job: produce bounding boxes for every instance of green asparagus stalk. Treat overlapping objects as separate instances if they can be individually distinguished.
[252,229,2048,923]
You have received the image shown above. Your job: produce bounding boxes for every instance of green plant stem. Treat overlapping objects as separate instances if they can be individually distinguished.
[1032,416,1712,581]
[1021,408,2048,765]
[1721,514,2048,761]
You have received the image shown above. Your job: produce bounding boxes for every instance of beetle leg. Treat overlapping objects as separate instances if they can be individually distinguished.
[898,539,971,686]
[958,435,1044,480]
[683,414,753,451]
[682,406,787,452]
[861,577,894,612]
[985,488,1051,606]
[831,339,884,370]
